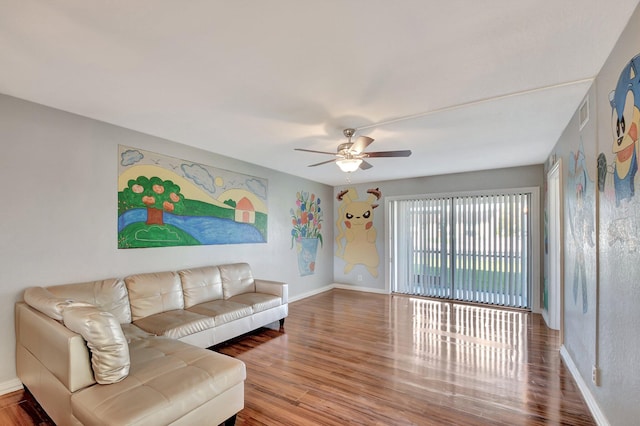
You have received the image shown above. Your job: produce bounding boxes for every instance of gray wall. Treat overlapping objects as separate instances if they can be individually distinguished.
[0,94,334,387]
[593,8,640,424]
[333,165,544,299]
[544,3,640,424]
[545,85,599,412]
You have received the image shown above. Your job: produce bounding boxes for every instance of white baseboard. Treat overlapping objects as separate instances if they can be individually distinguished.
[541,309,551,328]
[560,345,609,426]
[332,283,389,294]
[288,284,334,303]
[289,283,389,303]
[0,378,23,396]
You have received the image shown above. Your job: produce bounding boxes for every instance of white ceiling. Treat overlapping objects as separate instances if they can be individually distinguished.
[2,1,639,186]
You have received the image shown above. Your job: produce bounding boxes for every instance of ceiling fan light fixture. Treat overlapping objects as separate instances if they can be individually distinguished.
[336,158,362,173]
[295,127,411,171]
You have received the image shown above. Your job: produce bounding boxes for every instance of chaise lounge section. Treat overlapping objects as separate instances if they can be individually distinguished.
[15,262,288,426]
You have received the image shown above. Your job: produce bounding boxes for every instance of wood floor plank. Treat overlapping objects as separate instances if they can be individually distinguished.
[2,289,595,425]
[0,389,54,426]
[216,289,596,425]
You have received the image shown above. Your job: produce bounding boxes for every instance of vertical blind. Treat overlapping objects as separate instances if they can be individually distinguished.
[390,192,531,309]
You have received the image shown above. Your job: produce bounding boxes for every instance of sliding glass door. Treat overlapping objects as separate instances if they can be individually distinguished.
[389,191,532,309]
[391,197,453,299]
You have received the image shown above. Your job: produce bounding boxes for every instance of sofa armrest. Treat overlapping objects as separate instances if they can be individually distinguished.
[254,279,288,304]
[15,302,95,392]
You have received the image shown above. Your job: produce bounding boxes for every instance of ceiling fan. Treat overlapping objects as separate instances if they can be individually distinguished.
[294,128,412,172]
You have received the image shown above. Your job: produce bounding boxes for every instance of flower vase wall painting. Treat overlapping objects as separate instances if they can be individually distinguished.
[291,191,323,276]
[118,145,268,248]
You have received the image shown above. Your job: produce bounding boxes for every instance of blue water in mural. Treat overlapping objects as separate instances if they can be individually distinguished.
[118,209,265,244]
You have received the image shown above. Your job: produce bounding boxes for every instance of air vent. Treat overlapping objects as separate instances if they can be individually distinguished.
[579,97,589,130]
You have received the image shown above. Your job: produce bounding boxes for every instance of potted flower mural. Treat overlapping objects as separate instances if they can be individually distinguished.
[291,191,323,276]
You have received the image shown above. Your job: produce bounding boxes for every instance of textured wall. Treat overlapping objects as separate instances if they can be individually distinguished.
[593,5,640,424]
[544,4,640,424]
[545,86,598,406]
[0,94,334,386]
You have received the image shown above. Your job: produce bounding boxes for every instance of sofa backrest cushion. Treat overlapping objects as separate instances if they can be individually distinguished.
[219,263,256,299]
[179,266,223,308]
[125,271,185,321]
[62,304,130,384]
[48,278,132,324]
[23,286,73,321]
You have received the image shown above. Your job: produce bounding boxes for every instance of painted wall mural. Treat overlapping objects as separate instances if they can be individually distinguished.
[335,187,382,277]
[567,142,596,313]
[544,94,599,382]
[600,53,640,207]
[118,145,268,248]
[598,53,640,251]
[290,191,323,276]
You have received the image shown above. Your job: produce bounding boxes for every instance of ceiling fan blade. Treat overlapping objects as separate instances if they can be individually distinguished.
[295,148,336,155]
[366,150,412,158]
[350,136,374,154]
[359,160,373,170]
[308,159,337,167]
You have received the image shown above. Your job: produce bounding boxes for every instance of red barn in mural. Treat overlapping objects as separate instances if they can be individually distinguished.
[235,197,255,224]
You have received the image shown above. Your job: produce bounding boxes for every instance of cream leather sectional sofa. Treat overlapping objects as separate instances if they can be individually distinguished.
[15,262,288,426]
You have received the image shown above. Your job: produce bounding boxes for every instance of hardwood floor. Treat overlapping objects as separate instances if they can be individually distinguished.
[1,289,595,425]
[0,387,52,426]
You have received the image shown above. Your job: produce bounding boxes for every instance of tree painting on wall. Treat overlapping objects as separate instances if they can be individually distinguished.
[120,176,186,226]
[118,145,268,248]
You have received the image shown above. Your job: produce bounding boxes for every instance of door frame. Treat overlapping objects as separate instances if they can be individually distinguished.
[546,160,564,339]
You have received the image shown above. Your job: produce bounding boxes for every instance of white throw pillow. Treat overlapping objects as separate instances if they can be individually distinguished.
[63,305,130,384]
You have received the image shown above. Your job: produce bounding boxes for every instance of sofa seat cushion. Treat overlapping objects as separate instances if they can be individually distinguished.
[133,310,215,339]
[121,323,154,343]
[227,292,282,313]
[187,300,253,325]
[70,337,245,426]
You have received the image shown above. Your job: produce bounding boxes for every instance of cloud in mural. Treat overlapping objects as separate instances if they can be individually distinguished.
[246,178,267,199]
[182,163,216,194]
[121,149,143,166]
